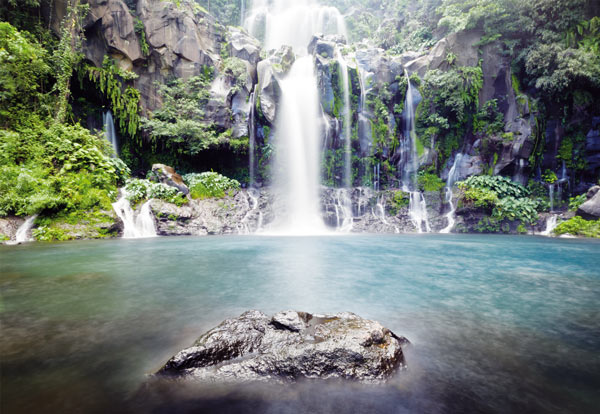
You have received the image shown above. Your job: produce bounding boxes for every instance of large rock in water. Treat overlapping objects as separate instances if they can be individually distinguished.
[157,310,409,383]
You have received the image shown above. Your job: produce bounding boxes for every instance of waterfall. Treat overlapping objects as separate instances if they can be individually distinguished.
[549,184,555,212]
[240,0,245,27]
[103,110,118,155]
[245,0,347,52]
[248,85,258,187]
[112,191,157,238]
[402,70,430,233]
[272,56,326,234]
[10,215,38,244]
[335,48,352,189]
[247,0,348,235]
[440,153,463,234]
[541,215,558,236]
[333,188,353,232]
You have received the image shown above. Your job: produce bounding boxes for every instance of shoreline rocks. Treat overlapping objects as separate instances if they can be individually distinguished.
[157,310,409,384]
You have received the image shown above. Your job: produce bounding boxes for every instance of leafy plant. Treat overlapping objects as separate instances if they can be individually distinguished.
[183,172,240,199]
[554,216,600,238]
[124,178,187,206]
[568,194,587,211]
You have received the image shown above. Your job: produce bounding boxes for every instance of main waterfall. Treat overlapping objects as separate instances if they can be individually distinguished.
[273,56,326,234]
[245,0,347,234]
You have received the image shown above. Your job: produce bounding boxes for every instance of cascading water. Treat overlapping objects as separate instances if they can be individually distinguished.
[272,56,326,234]
[246,0,348,234]
[112,191,157,238]
[440,153,464,234]
[541,215,558,236]
[103,110,118,155]
[401,71,430,233]
[240,0,245,27]
[549,183,555,212]
[6,214,38,244]
[248,85,258,188]
[335,48,352,189]
[245,0,347,51]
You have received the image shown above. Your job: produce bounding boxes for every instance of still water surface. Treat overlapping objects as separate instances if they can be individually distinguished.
[1,234,599,413]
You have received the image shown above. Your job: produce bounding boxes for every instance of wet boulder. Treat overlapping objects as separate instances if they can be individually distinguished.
[157,310,409,383]
[577,186,600,220]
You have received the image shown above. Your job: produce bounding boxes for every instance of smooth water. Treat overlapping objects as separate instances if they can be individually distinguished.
[1,235,599,413]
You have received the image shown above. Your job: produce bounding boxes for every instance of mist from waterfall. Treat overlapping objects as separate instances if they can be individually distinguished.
[245,0,347,52]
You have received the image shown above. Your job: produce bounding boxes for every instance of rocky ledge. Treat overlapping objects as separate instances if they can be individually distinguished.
[157,310,409,384]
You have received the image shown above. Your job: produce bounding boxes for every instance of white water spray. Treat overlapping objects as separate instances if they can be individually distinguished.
[112,191,157,238]
[103,110,118,155]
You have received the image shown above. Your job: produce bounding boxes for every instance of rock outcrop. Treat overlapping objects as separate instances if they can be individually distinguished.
[151,164,189,195]
[577,186,600,220]
[157,310,409,383]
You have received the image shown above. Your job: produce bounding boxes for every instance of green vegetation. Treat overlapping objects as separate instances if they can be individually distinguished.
[418,171,445,192]
[124,179,187,206]
[141,72,245,158]
[554,216,600,238]
[388,190,410,215]
[183,172,241,199]
[569,194,587,211]
[458,175,540,224]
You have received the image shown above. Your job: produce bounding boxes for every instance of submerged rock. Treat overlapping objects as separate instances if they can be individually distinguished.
[157,310,409,383]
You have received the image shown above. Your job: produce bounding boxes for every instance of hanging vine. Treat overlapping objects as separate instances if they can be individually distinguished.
[83,56,141,140]
[53,0,88,123]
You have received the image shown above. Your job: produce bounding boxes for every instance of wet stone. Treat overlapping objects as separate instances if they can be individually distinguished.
[157,310,409,384]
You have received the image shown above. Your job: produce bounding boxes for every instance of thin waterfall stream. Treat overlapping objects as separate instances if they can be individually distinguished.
[401,71,430,233]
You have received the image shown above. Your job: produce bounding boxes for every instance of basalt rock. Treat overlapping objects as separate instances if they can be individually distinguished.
[577,186,600,220]
[157,310,409,383]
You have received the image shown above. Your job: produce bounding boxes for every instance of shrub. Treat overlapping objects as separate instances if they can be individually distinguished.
[459,175,530,199]
[124,178,187,206]
[568,194,587,211]
[461,186,498,208]
[492,196,539,224]
[554,216,600,238]
[418,172,445,192]
[183,172,240,199]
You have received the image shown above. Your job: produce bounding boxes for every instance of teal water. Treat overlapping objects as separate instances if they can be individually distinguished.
[1,234,599,413]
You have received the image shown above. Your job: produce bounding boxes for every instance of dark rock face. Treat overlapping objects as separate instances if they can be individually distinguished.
[157,310,409,383]
[577,186,600,220]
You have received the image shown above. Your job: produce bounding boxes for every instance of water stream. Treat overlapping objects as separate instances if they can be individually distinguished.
[103,110,118,156]
[2,235,599,413]
[402,71,430,233]
[112,192,157,239]
[440,153,464,234]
